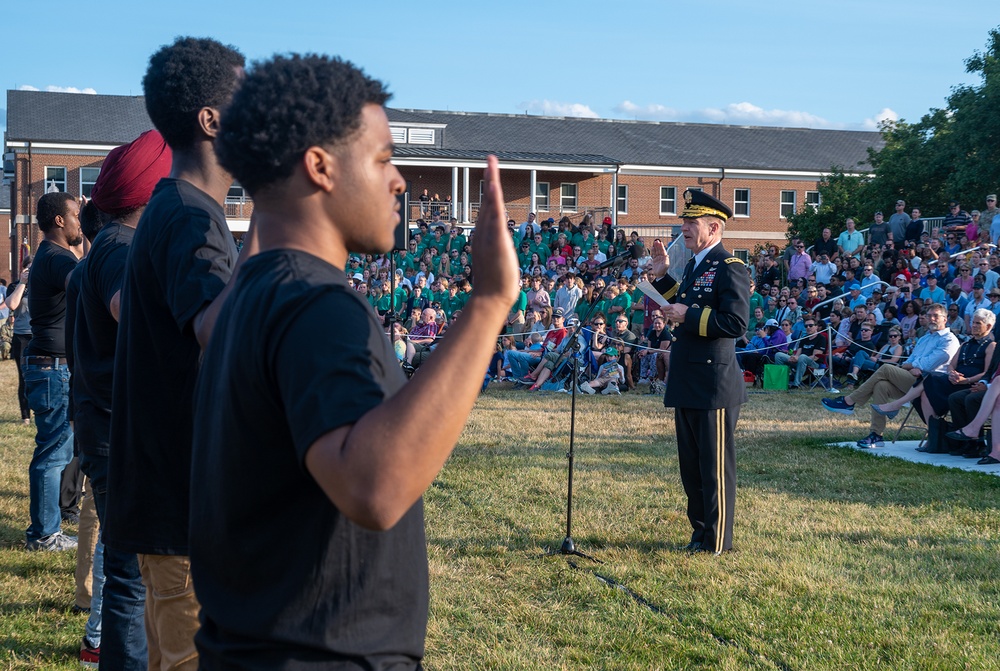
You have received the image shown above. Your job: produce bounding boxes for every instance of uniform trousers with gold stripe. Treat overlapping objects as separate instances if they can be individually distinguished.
[674,405,739,553]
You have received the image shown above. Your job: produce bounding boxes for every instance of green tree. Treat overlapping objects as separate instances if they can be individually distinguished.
[788,26,1000,242]
[785,168,874,247]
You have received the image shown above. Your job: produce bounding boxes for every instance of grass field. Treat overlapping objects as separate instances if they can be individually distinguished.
[1,362,999,670]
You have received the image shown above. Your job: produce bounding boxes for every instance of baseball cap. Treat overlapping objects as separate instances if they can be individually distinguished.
[605,347,619,356]
[764,319,779,327]
[553,308,565,317]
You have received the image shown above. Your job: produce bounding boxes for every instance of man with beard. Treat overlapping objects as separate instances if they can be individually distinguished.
[23,191,83,551]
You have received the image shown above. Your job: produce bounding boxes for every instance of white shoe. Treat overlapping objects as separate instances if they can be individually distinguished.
[580,382,595,394]
[602,383,620,395]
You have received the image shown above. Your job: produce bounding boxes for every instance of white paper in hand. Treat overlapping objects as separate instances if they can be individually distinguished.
[636,280,670,307]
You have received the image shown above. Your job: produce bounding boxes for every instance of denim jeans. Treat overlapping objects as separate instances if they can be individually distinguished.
[23,362,73,542]
[81,451,148,670]
[507,350,542,379]
[85,531,105,646]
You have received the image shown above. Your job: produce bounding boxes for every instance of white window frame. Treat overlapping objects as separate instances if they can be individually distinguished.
[45,166,67,193]
[806,190,821,212]
[780,190,796,219]
[659,186,676,215]
[536,182,550,211]
[227,183,247,203]
[80,167,101,198]
[616,184,628,215]
[407,128,435,145]
[560,182,577,213]
[733,188,750,217]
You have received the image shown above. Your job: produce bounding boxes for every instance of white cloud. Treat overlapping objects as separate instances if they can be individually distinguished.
[520,99,599,118]
[614,100,680,120]
[608,99,880,130]
[860,107,899,130]
[702,102,830,128]
[18,84,97,94]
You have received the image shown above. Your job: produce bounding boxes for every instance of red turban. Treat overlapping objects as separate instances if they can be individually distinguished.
[91,130,172,214]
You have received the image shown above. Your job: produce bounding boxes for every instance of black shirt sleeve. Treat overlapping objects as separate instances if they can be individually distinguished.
[151,210,233,333]
[272,288,396,465]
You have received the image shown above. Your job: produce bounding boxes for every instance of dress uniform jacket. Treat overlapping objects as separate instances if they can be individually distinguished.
[652,242,750,409]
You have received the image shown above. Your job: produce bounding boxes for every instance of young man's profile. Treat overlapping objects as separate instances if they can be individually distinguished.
[189,54,518,668]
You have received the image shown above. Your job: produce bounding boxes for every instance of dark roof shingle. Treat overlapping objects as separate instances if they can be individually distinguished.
[387,109,881,172]
[5,90,881,172]
[6,90,152,144]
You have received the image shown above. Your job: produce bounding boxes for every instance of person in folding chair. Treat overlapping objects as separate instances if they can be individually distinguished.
[865,308,996,452]
[821,303,960,448]
[648,189,750,556]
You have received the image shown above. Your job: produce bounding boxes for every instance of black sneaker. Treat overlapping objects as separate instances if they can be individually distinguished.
[856,432,885,448]
[822,396,854,415]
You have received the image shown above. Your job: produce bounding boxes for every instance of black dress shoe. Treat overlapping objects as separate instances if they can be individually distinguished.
[683,541,703,552]
[946,429,978,443]
[977,455,1000,465]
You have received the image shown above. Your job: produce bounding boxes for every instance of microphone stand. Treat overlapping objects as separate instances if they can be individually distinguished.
[548,255,634,562]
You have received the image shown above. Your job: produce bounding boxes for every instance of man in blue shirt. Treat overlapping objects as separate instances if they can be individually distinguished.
[821,303,959,447]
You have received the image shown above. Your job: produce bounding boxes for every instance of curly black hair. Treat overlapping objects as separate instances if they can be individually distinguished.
[36,192,76,232]
[142,37,245,151]
[216,53,390,196]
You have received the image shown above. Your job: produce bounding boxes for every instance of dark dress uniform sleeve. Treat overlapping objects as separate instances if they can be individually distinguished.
[651,244,751,410]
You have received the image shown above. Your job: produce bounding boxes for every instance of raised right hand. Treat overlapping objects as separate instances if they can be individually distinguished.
[470,156,519,310]
[649,239,669,279]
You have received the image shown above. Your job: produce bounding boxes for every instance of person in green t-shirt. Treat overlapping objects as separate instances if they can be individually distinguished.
[446,224,467,253]
[517,240,533,268]
[609,281,632,321]
[507,282,528,334]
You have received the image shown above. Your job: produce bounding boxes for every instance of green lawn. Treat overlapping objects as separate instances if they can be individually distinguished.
[1,363,998,670]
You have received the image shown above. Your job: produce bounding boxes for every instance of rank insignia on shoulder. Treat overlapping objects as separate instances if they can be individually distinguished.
[724,257,744,265]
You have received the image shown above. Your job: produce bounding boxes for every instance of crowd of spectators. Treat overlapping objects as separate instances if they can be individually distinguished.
[731,194,1000,464]
[347,210,677,393]
[340,194,1000,421]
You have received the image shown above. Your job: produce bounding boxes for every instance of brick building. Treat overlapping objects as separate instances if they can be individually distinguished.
[3,89,882,280]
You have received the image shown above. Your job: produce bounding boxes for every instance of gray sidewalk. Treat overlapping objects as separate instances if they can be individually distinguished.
[830,439,1000,477]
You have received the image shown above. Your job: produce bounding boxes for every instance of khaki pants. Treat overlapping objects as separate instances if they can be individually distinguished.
[850,365,920,434]
[137,554,200,671]
[75,477,99,609]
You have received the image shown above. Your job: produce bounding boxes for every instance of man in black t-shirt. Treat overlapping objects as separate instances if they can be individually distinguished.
[76,129,172,669]
[105,38,250,669]
[23,191,82,551]
[190,54,518,669]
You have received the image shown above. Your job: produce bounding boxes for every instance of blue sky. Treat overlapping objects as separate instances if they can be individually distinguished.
[2,1,998,134]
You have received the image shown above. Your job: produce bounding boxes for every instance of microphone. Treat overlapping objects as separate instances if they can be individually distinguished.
[596,243,644,270]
